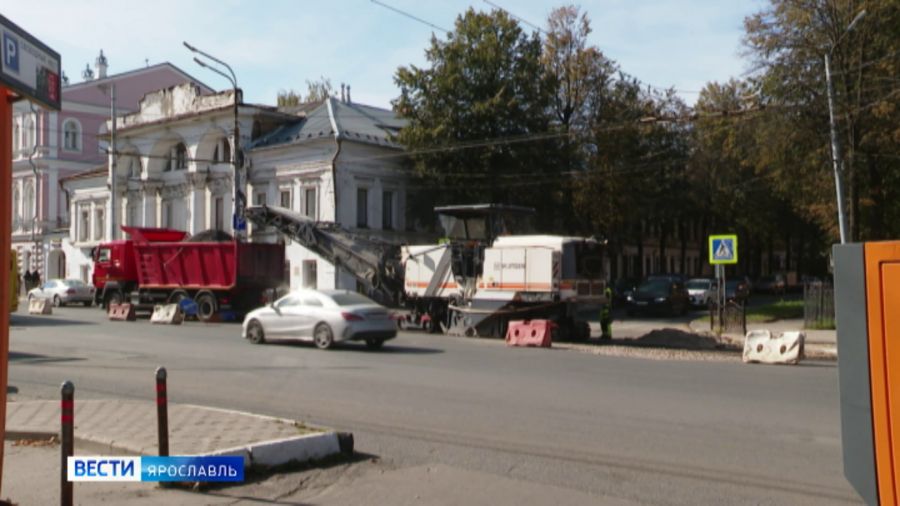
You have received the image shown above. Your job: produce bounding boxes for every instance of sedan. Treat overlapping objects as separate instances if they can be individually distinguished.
[626,278,690,317]
[27,279,95,307]
[685,278,717,307]
[242,289,397,350]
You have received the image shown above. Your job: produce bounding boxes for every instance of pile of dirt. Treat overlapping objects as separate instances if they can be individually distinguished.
[632,329,721,350]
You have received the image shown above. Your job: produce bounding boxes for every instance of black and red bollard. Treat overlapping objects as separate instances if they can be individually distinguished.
[155,367,169,456]
[60,380,74,506]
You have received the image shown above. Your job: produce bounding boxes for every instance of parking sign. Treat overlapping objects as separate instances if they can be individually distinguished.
[0,14,61,110]
[709,235,738,265]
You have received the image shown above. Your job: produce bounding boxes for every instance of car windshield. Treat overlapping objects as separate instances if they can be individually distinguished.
[329,292,377,306]
[637,280,671,297]
[63,280,84,287]
[686,280,709,289]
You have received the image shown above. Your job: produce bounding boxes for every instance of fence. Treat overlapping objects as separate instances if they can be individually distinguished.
[710,300,746,335]
[804,281,835,329]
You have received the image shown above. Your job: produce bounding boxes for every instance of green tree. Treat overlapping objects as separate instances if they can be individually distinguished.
[394,8,559,228]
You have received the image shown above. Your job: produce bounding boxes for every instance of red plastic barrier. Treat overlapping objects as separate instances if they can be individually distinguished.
[108,303,136,321]
[506,319,555,348]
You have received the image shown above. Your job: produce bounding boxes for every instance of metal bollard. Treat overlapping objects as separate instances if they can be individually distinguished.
[155,367,169,456]
[60,381,74,506]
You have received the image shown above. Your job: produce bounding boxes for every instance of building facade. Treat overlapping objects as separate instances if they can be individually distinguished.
[11,51,210,283]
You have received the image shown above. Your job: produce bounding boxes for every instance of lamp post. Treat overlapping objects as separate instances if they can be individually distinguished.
[183,42,246,240]
[825,9,866,244]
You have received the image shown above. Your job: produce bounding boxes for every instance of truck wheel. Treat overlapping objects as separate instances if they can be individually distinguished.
[105,290,124,307]
[313,323,334,350]
[195,293,217,322]
[246,320,266,345]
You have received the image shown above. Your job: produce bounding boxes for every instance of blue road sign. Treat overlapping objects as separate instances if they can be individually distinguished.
[709,235,738,265]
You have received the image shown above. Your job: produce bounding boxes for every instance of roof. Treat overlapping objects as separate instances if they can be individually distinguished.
[63,62,213,95]
[248,97,406,151]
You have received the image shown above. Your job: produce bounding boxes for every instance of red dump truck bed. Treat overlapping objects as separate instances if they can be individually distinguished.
[133,240,284,290]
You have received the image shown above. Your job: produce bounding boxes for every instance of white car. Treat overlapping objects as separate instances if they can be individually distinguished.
[27,279,95,307]
[242,289,397,350]
[685,278,717,307]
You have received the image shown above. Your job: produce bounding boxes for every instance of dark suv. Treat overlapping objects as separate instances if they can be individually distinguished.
[626,278,690,316]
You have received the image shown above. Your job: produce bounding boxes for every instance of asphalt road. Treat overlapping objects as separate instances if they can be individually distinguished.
[6,306,859,505]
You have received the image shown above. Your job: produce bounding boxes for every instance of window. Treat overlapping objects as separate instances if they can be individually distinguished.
[94,208,105,240]
[302,297,323,307]
[162,201,173,228]
[79,208,90,241]
[357,188,368,228]
[127,203,139,226]
[303,260,317,289]
[304,188,316,219]
[125,155,141,178]
[96,248,111,263]
[13,123,19,152]
[23,182,34,223]
[280,189,291,209]
[11,186,19,225]
[166,142,187,171]
[214,197,224,230]
[63,120,81,151]
[221,139,231,164]
[255,192,266,206]
[382,190,394,230]
[275,295,301,308]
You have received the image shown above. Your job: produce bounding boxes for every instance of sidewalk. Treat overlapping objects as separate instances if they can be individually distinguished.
[688,318,837,359]
[6,399,349,467]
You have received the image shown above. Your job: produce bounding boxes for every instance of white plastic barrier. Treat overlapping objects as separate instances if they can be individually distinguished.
[743,330,805,364]
[28,298,52,315]
[150,304,184,325]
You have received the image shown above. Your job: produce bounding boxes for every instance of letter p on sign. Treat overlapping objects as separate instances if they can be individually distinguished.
[3,33,18,73]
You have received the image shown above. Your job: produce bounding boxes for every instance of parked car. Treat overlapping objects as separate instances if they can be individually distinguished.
[612,278,640,305]
[724,279,750,302]
[27,279,95,307]
[242,289,397,350]
[626,278,690,316]
[754,274,786,295]
[646,273,686,284]
[685,278,717,307]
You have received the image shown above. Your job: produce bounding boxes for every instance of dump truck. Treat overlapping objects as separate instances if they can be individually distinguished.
[246,204,607,340]
[92,226,285,321]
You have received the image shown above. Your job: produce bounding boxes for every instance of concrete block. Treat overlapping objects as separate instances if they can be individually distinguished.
[506,320,554,347]
[28,298,52,315]
[150,304,183,325]
[107,303,136,321]
[248,432,341,468]
[743,330,805,365]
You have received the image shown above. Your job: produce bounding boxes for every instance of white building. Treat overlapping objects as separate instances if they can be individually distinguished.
[61,83,412,292]
[247,95,408,290]
[60,82,290,281]
[11,51,210,282]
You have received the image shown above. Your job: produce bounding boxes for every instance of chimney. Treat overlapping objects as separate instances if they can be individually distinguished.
[340,83,345,102]
[95,50,108,79]
[346,85,351,104]
[81,63,94,81]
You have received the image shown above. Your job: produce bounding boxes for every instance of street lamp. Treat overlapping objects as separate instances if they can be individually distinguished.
[183,42,246,240]
[825,9,865,244]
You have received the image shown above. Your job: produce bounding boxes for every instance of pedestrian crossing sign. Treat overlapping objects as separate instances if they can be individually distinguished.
[709,235,738,265]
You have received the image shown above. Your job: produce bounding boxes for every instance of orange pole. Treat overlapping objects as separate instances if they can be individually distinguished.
[0,86,14,495]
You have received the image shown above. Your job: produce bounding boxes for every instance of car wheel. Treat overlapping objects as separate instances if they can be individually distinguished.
[313,323,334,350]
[105,290,124,307]
[246,320,266,345]
[53,295,62,307]
[365,338,384,350]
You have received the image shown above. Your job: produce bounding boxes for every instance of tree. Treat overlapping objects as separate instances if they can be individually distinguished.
[277,76,335,106]
[394,8,559,228]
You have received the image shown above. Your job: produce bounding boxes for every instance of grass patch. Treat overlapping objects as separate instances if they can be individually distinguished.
[695,299,804,324]
[807,318,836,330]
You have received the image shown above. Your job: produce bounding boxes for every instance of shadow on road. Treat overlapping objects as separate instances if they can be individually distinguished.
[9,351,86,365]
[10,314,96,328]
[267,340,444,355]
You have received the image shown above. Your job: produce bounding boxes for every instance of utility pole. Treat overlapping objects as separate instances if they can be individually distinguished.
[183,42,246,240]
[107,83,117,241]
[824,53,848,244]
[824,9,866,244]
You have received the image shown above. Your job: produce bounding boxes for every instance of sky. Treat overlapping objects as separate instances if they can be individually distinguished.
[2,0,767,109]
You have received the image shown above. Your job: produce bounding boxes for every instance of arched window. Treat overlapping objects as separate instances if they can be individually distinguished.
[63,119,81,151]
[23,181,35,223]
[165,142,187,171]
[98,124,108,154]
[12,122,19,153]
[124,154,142,178]
[221,138,231,163]
[24,116,34,150]
[11,185,19,225]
